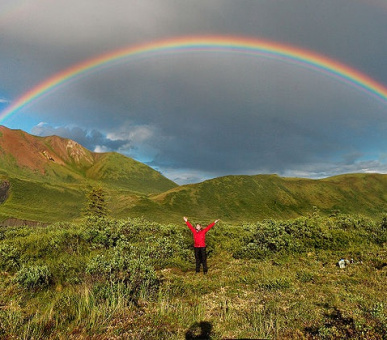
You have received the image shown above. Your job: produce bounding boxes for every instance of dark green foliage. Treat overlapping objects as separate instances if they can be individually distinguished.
[0,244,20,271]
[81,217,192,269]
[81,216,124,248]
[14,265,52,289]
[86,249,159,302]
[234,214,387,259]
[51,254,86,285]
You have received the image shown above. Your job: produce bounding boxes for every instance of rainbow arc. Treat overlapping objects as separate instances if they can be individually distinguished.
[1,35,387,122]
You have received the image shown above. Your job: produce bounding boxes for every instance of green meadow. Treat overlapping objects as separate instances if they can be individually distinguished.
[1,213,386,339]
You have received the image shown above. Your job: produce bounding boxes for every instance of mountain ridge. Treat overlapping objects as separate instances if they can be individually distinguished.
[0,125,177,192]
[144,172,387,222]
[1,125,387,224]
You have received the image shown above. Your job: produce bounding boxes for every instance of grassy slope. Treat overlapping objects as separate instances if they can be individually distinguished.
[2,171,387,223]
[0,171,176,223]
[0,157,175,223]
[147,173,387,222]
[0,176,86,222]
[86,152,177,193]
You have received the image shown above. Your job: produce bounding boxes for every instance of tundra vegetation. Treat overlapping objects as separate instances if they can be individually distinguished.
[0,209,386,339]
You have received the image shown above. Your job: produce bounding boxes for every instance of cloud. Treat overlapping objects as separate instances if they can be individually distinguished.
[30,122,165,165]
[159,168,216,185]
[281,159,387,180]
[31,123,131,153]
[93,145,111,153]
[2,1,387,183]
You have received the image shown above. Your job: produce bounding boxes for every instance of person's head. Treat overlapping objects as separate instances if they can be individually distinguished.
[195,224,202,231]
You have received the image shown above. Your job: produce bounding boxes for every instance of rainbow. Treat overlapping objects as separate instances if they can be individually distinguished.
[1,35,387,122]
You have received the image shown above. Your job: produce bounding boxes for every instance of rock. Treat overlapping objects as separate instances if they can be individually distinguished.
[337,258,351,268]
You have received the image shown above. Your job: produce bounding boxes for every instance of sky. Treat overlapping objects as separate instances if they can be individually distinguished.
[0,0,387,184]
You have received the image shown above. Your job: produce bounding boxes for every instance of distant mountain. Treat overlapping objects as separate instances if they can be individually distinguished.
[0,125,177,223]
[1,125,387,225]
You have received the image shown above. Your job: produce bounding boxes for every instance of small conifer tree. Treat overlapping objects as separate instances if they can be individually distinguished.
[85,187,109,218]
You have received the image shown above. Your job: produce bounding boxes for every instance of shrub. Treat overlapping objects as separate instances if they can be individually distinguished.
[86,249,159,301]
[233,242,268,259]
[0,244,20,271]
[144,234,192,269]
[14,265,52,289]
[50,292,78,324]
[81,217,127,248]
[233,214,384,260]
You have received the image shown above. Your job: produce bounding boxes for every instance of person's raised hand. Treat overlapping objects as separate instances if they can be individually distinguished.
[183,216,188,222]
[215,219,220,223]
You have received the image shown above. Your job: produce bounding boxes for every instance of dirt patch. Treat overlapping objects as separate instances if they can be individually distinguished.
[0,180,10,204]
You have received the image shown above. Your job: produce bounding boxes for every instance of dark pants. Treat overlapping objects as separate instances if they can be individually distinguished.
[194,247,208,273]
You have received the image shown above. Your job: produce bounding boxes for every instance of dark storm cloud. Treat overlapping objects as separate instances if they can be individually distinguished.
[2,0,387,90]
[31,123,130,153]
[1,0,387,183]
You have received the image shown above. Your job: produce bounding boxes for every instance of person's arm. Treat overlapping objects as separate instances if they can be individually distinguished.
[183,216,195,233]
[203,219,220,232]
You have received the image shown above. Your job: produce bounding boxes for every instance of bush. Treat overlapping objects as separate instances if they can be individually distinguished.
[86,248,159,301]
[233,242,268,259]
[14,265,52,289]
[233,214,384,259]
[0,244,20,271]
[81,217,126,248]
[144,234,192,269]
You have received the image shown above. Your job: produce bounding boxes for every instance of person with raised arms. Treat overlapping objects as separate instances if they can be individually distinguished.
[183,216,220,274]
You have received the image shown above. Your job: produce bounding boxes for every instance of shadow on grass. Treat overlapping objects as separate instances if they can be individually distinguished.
[185,321,213,340]
[304,306,358,338]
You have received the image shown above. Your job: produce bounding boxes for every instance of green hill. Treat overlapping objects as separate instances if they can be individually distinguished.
[0,126,177,223]
[144,173,387,222]
[2,125,387,224]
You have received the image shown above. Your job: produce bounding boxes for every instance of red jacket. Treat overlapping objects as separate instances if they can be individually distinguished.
[186,221,216,247]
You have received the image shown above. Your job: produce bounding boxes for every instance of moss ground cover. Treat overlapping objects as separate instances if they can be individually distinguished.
[0,214,386,339]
